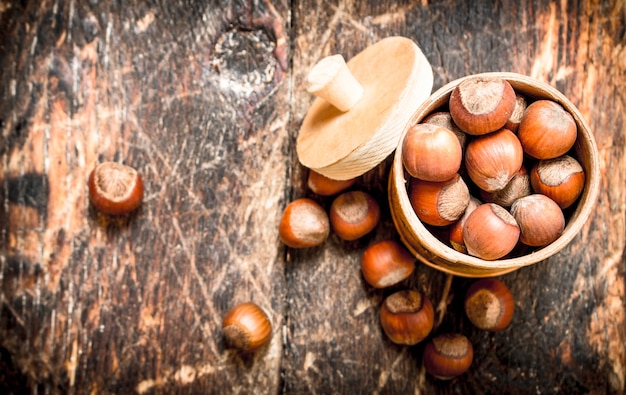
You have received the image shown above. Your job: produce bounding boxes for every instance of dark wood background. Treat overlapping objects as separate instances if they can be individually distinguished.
[1,0,624,394]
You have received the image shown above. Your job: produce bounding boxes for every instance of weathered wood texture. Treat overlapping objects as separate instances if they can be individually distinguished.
[1,0,625,394]
[287,1,626,394]
[0,0,289,393]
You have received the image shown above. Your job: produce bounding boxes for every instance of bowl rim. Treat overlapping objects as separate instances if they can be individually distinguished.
[391,72,601,271]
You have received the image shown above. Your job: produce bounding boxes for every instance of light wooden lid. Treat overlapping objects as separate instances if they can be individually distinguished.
[296,37,433,180]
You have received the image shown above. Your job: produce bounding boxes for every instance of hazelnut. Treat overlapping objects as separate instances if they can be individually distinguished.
[464,128,524,192]
[449,196,481,253]
[307,169,356,196]
[464,278,514,331]
[511,194,565,246]
[402,123,463,182]
[361,240,415,288]
[423,333,474,380]
[463,203,520,260]
[88,161,144,216]
[486,165,532,208]
[518,100,577,159]
[279,198,330,248]
[380,290,434,345]
[530,155,585,209]
[408,174,470,227]
[222,302,272,352]
[504,93,528,132]
[422,111,467,147]
[449,76,516,135]
[330,190,380,240]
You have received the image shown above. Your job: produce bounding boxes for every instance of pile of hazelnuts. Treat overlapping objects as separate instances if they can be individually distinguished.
[85,160,512,380]
[85,160,386,356]
[86,76,581,380]
[402,76,585,260]
[362,234,515,379]
[221,172,383,354]
[273,168,518,380]
[375,275,515,380]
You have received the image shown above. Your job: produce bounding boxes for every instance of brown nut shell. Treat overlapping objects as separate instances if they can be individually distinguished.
[307,170,356,196]
[222,302,272,352]
[518,100,577,159]
[530,155,585,209]
[408,174,470,227]
[279,198,330,248]
[330,190,380,240]
[464,128,524,192]
[380,290,434,345]
[422,111,467,147]
[401,123,463,182]
[361,240,415,288]
[504,93,528,132]
[423,333,474,380]
[464,278,514,331]
[449,76,516,135]
[463,203,520,260]
[486,165,532,208]
[88,162,144,216]
[449,197,481,253]
[511,194,565,246]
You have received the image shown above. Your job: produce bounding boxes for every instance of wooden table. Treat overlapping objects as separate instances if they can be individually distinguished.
[1,1,624,393]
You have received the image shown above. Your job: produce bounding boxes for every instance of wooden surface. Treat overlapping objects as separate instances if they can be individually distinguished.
[0,1,624,394]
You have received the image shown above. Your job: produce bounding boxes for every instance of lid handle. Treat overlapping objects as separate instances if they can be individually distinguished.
[306,54,363,112]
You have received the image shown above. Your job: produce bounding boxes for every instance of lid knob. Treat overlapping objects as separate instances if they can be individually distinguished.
[306,54,364,112]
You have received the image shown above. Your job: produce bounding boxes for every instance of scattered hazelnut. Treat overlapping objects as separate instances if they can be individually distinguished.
[88,161,144,215]
[464,278,514,331]
[279,198,330,248]
[361,240,415,288]
[380,290,434,345]
[330,190,380,240]
[307,169,356,196]
[222,302,272,352]
[423,333,474,380]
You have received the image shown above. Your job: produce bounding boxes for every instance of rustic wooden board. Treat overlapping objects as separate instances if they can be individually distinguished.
[285,1,626,394]
[1,0,625,394]
[0,0,290,393]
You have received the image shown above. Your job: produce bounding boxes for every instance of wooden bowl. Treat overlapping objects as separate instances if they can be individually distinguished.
[388,72,600,278]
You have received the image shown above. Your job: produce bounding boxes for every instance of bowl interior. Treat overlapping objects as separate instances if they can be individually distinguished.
[390,72,600,277]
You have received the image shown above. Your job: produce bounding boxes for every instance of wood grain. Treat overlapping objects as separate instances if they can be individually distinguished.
[287,0,626,394]
[1,0,625,394]
[1,0,289,393]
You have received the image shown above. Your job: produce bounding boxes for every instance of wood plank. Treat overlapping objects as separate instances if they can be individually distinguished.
[0,0,289,393]
[0,0,625,394]
[285,0,626,393]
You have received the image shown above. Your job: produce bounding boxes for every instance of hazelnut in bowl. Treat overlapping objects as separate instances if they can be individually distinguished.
[388,72,600,277]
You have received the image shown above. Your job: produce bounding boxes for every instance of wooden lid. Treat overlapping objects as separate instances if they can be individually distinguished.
[296,37,433,180]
